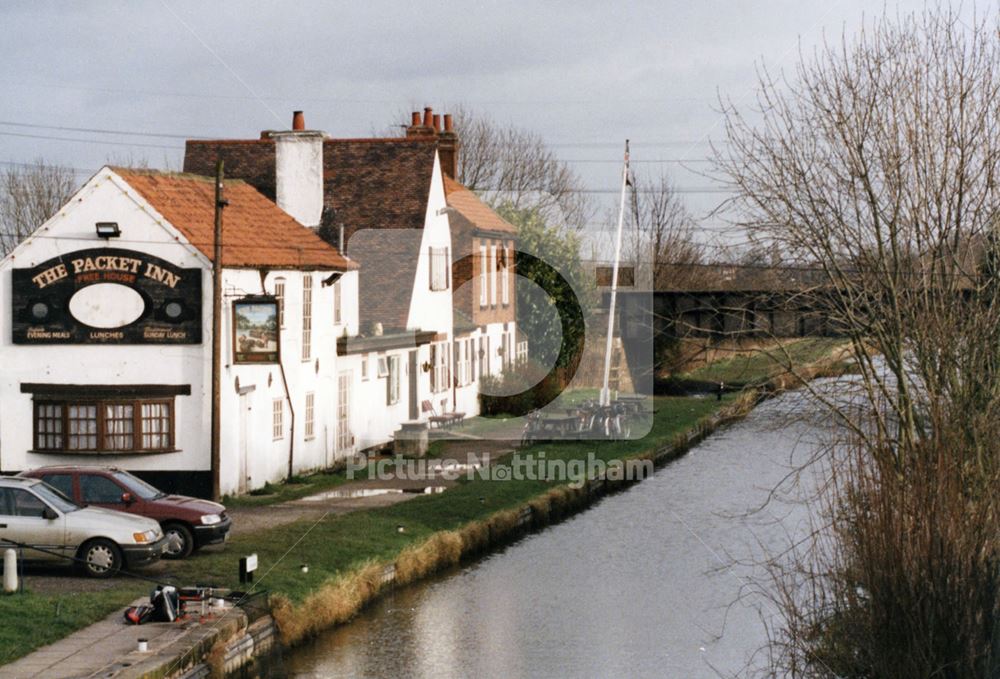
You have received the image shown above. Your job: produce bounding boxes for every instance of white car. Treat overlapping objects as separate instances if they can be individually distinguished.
[0,476,166,578]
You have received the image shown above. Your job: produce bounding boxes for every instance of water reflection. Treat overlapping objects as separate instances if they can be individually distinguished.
[285,380,847,679]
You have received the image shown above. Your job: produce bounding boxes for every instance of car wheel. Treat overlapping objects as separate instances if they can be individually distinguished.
[162,522,194,559]
[80,539,122,578]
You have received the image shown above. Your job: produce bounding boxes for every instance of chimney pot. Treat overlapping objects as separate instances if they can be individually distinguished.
[432,114,441,132]
[423,107,433,127]
[411,111,421,127]
[443,114,453,132]
[292,111,305,130]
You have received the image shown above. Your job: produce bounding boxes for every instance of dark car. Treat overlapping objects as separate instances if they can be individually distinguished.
[20,467,231,559]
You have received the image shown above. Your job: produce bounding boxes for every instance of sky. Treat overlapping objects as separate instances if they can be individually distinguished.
[0,0,978,252]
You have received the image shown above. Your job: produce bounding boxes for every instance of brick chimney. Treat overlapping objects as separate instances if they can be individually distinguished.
[405,106,459,180]
[405,107,436,138]
[437,113,459,180]
[264,111,325,228]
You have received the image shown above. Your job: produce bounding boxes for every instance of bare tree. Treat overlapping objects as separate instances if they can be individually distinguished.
[386,105,593,229]
[0,161,77,256]
[622,170,710,290]
[718,7,1000,677]
[446,105,594,231]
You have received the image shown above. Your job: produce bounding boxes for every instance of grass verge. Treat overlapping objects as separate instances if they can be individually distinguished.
[0,340,850,664]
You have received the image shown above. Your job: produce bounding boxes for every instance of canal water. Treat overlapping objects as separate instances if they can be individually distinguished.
[282,383,842,679]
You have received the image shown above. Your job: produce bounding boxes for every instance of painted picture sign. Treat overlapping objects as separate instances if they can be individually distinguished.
[11,248,202,344]
[233,297,280,363]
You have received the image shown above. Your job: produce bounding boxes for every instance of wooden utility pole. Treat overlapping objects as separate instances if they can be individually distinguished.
[211,160,226,501]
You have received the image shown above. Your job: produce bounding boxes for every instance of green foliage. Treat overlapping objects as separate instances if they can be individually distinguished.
[498,204,596,370]
[478,360,564,416]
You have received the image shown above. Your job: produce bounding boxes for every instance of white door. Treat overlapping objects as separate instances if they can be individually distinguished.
[336,371,352,455]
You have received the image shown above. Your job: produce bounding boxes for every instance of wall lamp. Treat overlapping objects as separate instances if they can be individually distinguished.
[95,222,121,239]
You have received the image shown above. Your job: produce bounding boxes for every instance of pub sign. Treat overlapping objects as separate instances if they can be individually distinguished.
[11,248,202,344]
[232,296,280,364]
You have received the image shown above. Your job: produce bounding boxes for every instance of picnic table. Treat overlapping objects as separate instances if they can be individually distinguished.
[538,415,581,436]
[614,395,647,415]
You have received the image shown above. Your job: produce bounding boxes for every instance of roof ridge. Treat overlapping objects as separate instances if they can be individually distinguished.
[110,166,249,186]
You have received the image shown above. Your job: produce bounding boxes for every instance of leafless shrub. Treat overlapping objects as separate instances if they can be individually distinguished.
[0,160,77,256]
[717,7,1000,677]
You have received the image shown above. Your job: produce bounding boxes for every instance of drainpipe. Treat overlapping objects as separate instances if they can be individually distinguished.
[264,270,295,482]
[279,359,296,482]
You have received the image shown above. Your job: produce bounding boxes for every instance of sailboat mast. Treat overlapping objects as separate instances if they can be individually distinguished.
[600,140,630,407]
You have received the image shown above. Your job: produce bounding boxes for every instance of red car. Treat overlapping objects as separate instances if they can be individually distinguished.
[19,466,231,559]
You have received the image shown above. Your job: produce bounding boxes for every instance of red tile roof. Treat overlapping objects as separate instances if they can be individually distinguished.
[443,176,517,235]
[114,168,355,270]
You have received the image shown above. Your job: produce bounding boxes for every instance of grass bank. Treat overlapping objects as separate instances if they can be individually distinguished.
[0,340,851,666]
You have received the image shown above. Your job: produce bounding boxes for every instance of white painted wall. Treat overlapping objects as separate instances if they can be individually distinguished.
[216,268,347,494]
[273,132,324,229]
[406,154,453,336]
[0,169,213,478]
[0,168,355,497]
[349,348,412,450]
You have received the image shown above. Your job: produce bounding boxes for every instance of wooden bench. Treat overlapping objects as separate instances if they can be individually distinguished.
[421,400,466,428]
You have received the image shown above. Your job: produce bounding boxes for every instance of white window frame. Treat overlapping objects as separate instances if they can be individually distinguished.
[479,244,488,307]
[274,278,286,328]
[301,275,313,361]
[490,244,498,306]
[431,342,450,393]
[456,339,472,386]
[470,337,477,381]
[377,356,389,378]
[501,246,510,305]
[272,399,284,440]
[387,355,401,405]
[429,247,449,291]
[517,340,528,364]
[337,371,352,452]
[361,357,369,381]
[333,280,342,325]
[304,392,315,439]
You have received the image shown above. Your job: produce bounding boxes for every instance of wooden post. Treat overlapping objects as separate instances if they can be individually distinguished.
[211,160,226,501]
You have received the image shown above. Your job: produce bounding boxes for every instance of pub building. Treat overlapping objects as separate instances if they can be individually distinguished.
[0,166,357,498]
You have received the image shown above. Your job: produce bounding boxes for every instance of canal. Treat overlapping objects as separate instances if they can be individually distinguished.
[282,383,840,678]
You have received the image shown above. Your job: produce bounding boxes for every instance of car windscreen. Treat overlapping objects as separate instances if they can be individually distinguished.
[111,471,163,500]
[31,482,80,513]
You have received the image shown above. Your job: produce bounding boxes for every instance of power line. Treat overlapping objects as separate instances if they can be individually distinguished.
[558,158,714,164]
[0,116,729,163]
[0,131,181,150]
[0,120,213,140]
[0,166,736,196]
[477,186,733,195]
[157,0,285,127]
[0,160,97,174]
[0,78,719,106]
